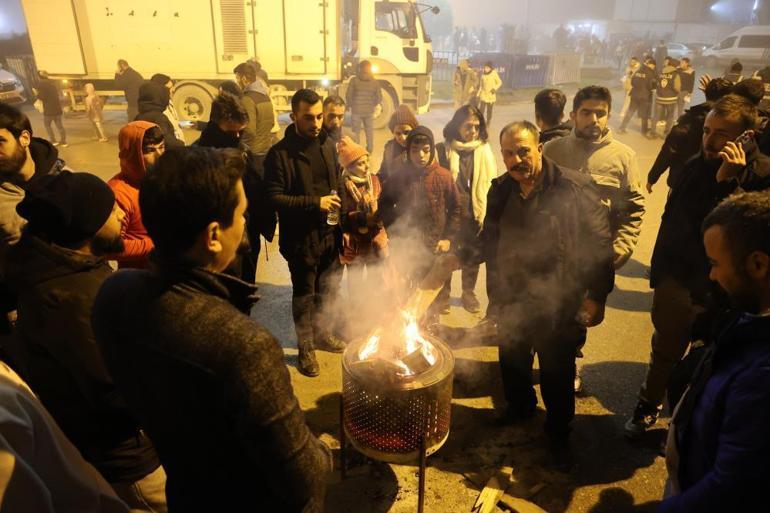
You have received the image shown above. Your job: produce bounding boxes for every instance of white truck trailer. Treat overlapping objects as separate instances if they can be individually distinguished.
[20,0,435,127]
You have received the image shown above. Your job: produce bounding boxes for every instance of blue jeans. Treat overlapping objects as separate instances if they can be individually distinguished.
[351,114,374,154]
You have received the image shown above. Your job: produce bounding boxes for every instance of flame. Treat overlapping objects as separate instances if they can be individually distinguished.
[356,311,438,376]
[358,334,380,361]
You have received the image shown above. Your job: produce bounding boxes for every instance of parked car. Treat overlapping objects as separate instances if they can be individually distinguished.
[0,67,26,105]
[702,25,770,68]
[666,42,693,61]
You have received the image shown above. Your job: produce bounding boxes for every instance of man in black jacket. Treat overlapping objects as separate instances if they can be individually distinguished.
[7,171,167,511]
[135,81,185,148]
[627,94,770,439]
[36,71,67,147]
[264,89,345,377]
[619,57,657,136]
[483,121,614,468]
[534,88,572,144]
[114,59,144,122]
[92,147,331,512]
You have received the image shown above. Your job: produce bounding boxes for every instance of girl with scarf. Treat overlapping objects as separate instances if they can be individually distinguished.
[436,105,496,314]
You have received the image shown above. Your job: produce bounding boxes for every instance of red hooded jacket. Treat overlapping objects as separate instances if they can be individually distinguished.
[108,121,156,268]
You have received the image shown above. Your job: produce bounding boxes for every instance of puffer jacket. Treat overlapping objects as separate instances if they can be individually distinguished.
[107,121,157,268]
[478,68,503,104]
[345,73,383,116]
[134,81,184,147]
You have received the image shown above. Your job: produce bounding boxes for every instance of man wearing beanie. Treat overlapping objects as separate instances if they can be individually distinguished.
[378,104,419,184]
[5,171,168,511]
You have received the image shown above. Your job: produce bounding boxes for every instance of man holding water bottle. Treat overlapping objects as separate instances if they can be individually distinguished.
[264,89,346,377]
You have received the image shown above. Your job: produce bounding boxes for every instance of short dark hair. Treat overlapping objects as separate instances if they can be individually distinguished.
[218,80,242,98]
[291,88,322,113]
[323,95,345,109]
[150,73,172,86]
[730,61,744,73]
[731,78,764,106]
[233,62,257,82]
[704,77,733,102]
[499,120,540,144]
[710,93,758,131]
[644,57,656,66]
[630,56,639,62]
[140,147,244,257]
[210,93,249,125]
[142,126,165,149]
[534,88,566,127]
[117,59,128,67]
[443,105,489,143]
[703,191,770,266]
[572,85,612,113]
[681,57,690,64]
[0,102,32,138]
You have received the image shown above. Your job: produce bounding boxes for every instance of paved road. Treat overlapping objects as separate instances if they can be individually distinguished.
[22,93,676,512]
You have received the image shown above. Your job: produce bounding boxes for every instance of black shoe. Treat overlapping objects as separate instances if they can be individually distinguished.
[624,400,661,440]
[298,343,320,377]
[315,335,346,353]
[461,290,481,313]
[548,438,573,473]
[494,403,536,426]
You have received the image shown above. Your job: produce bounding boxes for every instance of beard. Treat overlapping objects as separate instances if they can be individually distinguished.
[91,234,125,256]
[576,125,603,141]
[0,142,27,177]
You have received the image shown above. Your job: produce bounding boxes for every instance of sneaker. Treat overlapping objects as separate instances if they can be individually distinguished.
[297,343,320,377]
[624,400,661,440]
[461,290,481,313]
[574,365,583,394]
[315,334,346,353]
[59,142,69,148]
[51,142,60,147]
[98,137,108,142]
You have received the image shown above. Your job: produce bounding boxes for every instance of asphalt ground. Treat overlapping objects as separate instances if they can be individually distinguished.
[18,84,688,512]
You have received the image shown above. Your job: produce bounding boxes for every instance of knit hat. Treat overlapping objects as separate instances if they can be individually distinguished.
[405,125,436,164]
[388,104,419,132]
[337,136,369,169]
[17,171,116,246]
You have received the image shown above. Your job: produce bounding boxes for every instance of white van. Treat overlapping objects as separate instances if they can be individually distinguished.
[702,25,770,68]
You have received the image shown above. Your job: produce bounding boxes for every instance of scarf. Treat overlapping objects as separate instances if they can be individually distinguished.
[445,139,496,223]
[342,169,374,209]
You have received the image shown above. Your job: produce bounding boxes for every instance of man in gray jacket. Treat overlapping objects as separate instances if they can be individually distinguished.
[234,62,276,157]
[345,60,382,154]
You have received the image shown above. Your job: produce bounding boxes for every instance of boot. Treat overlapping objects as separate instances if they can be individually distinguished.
[461,290,481,313]
[315,334,346,353]
[297,340,320,377]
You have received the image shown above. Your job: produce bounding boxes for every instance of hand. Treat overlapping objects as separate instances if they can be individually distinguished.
[716,140,747,182]
[646,182,654,194]
[698,74,712,93]
[435,239,451,254]
[575,298,605,327]
[319,194,341,212]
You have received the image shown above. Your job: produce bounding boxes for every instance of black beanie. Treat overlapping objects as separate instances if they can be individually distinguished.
[405,125,436,164]
[17,171,115,246]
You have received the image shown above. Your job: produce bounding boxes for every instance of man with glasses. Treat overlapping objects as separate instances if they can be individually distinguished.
[108,122,165,269]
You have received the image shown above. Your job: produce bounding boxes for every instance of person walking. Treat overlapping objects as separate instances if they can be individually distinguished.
[114,59,144,122]
[345,60,382,154]
[84,83,108,142]
[619,57,657,136]
[264,89,346,377]
[477,62,503,126]
[36,71,67,147]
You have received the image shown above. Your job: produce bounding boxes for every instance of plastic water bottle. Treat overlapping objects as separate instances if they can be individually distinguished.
[326,189,339,226]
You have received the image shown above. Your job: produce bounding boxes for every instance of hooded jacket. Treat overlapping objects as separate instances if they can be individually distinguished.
[543,128,645,268]
[5,235,160,483]
[108,121,156,269]
[134,81,184,148]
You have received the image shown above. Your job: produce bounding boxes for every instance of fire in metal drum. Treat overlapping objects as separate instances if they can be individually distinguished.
[342,334,454,465]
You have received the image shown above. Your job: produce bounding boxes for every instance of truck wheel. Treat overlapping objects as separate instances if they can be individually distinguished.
[174,83,216,122]
[373,89,396,130]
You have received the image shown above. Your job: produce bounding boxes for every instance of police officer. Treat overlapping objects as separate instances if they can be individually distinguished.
[619,57,657,136]
[651,57,681,139]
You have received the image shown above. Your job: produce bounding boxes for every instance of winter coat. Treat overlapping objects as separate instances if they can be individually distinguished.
[435,139,497,225]
[340,174,388,264]
[650,149,770,303]
[108,121,157,269]
[241,82,276,155]
[114,67,144,112]
[379,160,461,250]
[36,79,63,116]
[5,235,160,483]
[648,102,712,188]
[543,129,645,267]
[656,65,682,104]
[92,263,331,513]
[478,69,503,104]
[345,73,383,116]
[134,81,184,148]
[723,72,743,84]
[378,139,408,184]
[629,64,657,101]
[453,67,478,105]
[264,124,340,264]
[679,68,696,94]
[660,313,770,512]
[481,159,615,322]
[539,122,573,144]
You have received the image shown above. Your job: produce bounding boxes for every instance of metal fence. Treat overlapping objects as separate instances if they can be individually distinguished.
[432,50,459,83]
[3,55,38,102]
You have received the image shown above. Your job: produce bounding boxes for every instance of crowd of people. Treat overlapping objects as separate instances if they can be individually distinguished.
[0,50,768,512]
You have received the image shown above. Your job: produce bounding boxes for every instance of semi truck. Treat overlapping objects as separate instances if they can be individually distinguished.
[19,0,436,127]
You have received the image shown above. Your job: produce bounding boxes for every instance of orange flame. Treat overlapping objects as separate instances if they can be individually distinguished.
[357,311,438,376]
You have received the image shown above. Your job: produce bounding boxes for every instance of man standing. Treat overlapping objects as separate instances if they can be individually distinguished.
[150,73,185,144]
[114,59,144,122]
[534,88,572,144]
[234,62,276,157]
[619,57,641,120]
[660,191,770,512]
[36,71,67,147]
[626,94,770,438]
[346,60,382,154]
[677,57,696,118]
[6,171,167,511]
[92,147,331,512]
[544,85,645,270]
[483,121,614,468]
[322,95,346,145]
[651,57,682,139]
[135,81,185,148]
[619,57,657,136]
[264,89,346,377]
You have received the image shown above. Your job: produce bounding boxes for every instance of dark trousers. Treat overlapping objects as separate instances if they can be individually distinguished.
[653,102,677,136]
[240,236,260,285]
[438,216,480,302]
[479,101,495,126]
[286,232,342,344]
[498,320,586,439]
[44,115,66,144]
[620,96,650,134]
